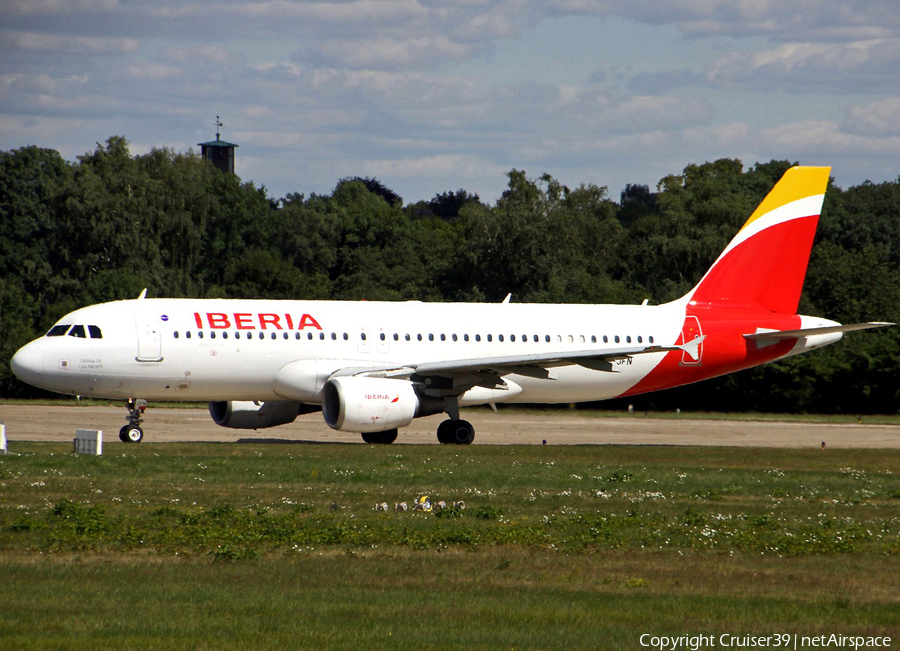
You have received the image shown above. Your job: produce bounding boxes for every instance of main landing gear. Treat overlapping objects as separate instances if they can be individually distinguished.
[358,421,475,445]
[119,398,146,443]
[436,419,475,445]
[435,397,475,445]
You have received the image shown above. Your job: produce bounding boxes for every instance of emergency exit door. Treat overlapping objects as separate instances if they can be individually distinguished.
[134,312,163,362]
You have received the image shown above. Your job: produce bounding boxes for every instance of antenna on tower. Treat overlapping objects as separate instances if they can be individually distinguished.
[215,115,223,141]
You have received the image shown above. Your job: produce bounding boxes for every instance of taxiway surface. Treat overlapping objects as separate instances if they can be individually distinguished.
[1,404,897,447]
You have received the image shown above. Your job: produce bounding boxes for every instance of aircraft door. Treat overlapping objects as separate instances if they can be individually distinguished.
[376,329,390,354]
[357,331,371,354]
[680,315,703,366]
[135,311,163,362]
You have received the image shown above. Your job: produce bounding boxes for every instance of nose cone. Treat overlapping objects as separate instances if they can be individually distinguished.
[10,340,45,387]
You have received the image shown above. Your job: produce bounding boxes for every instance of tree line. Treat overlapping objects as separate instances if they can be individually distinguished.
[2,137,898,413]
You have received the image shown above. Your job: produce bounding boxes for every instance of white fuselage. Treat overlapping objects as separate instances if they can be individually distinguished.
[12,298,687,405]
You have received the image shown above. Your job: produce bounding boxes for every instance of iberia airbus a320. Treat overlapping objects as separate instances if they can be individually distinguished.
[10,166,892,444]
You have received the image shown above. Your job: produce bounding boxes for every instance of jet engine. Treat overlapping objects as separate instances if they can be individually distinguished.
[322,377,441,433]
[209,400,314,429]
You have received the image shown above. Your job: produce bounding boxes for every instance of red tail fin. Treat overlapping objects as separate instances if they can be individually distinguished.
[685,166,831,314]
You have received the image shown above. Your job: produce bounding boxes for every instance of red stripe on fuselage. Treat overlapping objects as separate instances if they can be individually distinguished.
[621,307,802,398]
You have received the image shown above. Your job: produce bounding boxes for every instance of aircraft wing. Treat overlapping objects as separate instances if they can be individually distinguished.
[331,336,705,387]
[413,337,703,377]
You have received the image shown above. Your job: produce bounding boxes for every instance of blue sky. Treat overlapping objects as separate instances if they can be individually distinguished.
[2,1,899,203]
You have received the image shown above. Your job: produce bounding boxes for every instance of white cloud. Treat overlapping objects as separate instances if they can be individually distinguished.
[300,35,477,70]
[2,31,139,55]
[845,98,900,137]
[547,0,900,41]
[704,39,900,93]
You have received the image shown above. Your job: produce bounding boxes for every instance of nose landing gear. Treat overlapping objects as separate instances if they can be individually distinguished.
[119,398,147,443]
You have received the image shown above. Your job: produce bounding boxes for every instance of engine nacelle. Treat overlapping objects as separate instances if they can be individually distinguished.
[322,377,423,433]
[209,400,307,429]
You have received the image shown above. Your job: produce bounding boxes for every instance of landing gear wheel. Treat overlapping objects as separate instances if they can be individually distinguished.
[119,425,144,443]
[436,419,475,445]
[361,429,398,445]
[437,419,452,444]
[122,398,147,442]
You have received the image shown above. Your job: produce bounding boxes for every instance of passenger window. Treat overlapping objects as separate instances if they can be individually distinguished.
[47,325,70,337]
[331,333,337,340]
[259,332,265,340]
[283,332,289,340]
[452,334,458,342]
[174,331,179,339]
[88,325,102,339]
[429,334,434,341]
[603,335,608,343]
[475,334,481,342]
[68,325,87,338]
[649,336,655,344]
[295,332,301,340]
[186,332,192,339]
[210,332,216,340]
[380,333,386,341]
[405,334,411,341]
[591,335,597,344]
[464,334,469,342]
[440,334,446,341]
[614,336,620,343]
[198,332,204,339]
[344,333,349,341]
[626,336,632,343]
[222,332,228,340]
[361,333,367,341]
[271,332,277,340]
[637,336,643,344]
[393,334,399,341]
[510,335,515,342]
[545,335,550,343]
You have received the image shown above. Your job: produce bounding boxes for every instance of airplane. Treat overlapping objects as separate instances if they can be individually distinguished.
[9,166,892,445]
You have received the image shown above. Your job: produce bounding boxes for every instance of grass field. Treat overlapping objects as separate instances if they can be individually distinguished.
[1,442,898,650]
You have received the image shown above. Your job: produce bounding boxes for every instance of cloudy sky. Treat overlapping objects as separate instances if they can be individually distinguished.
[2,0,900,203]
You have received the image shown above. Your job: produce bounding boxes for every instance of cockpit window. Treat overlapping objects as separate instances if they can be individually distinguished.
[47,325,70,337]
[68,325,87,338]
[88,325,102,339]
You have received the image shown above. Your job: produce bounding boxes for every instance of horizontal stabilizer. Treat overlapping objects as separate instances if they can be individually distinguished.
[744,322,894,342]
